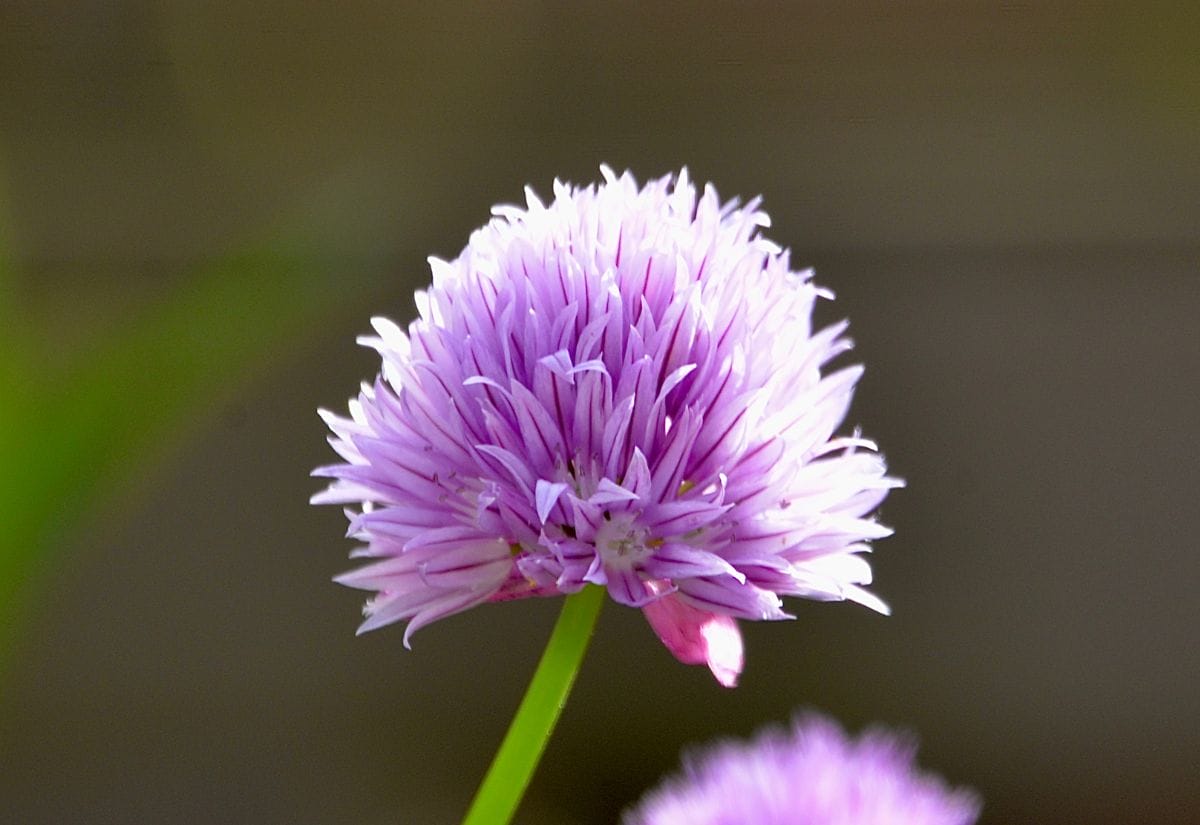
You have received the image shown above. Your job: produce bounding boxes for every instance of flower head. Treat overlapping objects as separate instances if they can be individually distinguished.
[623,713,981,825]
[313,166,899,685]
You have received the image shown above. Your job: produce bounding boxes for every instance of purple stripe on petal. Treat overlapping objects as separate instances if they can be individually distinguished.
[606,567,653,607]
[646,542,744,583]
[642,500,731,537]
[677,576,789,621]
[649,407,701,502]
[624,448,653,500]
[602,394,636,477]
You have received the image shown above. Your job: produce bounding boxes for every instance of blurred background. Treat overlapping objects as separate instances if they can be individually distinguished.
[1,3,1197,823]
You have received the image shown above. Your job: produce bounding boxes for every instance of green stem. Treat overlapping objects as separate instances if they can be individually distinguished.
[462,585,605,825]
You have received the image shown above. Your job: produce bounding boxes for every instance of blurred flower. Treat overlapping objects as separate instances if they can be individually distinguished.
[313,166,899,685]
[623,713,981,825]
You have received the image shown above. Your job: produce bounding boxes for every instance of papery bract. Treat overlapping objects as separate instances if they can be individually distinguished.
[313,166,900,685]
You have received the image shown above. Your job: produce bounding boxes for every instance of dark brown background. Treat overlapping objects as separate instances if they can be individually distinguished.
[1,3,1197,823]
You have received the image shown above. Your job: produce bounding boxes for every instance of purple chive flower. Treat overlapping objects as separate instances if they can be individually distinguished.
[312,166,899,686]
[623,714,981,825]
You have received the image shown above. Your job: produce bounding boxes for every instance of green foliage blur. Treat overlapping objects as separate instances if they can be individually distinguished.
[0,185,345,672]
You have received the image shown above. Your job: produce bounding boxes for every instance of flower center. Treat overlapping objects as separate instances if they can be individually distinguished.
[595,514,652,570]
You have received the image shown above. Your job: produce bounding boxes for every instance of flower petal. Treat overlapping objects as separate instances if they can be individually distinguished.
[642,592,744,687]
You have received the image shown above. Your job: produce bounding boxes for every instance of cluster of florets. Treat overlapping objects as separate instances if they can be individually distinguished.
[624,714,981,825]
[313,167,899,685]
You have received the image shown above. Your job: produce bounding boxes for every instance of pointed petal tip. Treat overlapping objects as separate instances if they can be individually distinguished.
[700,618,744,688]
[849,586,891,616]
[713,668,739,688]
